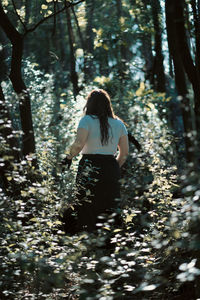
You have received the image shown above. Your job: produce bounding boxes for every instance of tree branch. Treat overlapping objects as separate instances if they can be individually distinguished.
[0,2,22,43]
[24,0,85,36]
[11,0,27,32]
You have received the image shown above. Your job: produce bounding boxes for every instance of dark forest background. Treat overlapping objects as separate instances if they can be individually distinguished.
[1,0,200,299]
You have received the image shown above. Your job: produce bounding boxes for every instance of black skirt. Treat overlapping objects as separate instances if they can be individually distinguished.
[76,154,121,232]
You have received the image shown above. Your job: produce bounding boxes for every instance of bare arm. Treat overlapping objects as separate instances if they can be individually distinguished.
[116,135,129,167]
[67,128,88,159]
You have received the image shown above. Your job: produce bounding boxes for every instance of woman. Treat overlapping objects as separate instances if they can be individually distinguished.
[66,89,129,232]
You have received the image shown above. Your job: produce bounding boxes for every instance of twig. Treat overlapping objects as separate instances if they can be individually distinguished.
[52,0,57,36]
[11,0,27,32]
[24,0,85,36]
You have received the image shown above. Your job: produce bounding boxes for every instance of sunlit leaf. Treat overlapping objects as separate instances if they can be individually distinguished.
[136,82,145,96]
[29,218,38,222]
[41,4,48,9]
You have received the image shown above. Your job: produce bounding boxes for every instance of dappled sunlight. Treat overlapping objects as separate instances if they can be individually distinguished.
[1,0,200,299]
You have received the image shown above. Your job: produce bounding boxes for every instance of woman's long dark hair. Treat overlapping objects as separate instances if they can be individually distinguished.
[84,89,116,145]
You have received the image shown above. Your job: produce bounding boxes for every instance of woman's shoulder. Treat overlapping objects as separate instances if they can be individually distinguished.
[110,117,125,126]
[80,115,96,122]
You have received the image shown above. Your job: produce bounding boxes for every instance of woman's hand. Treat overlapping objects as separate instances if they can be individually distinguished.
[61,128,88,171]
[66,154,73,160]
[117,135,129,167]
[61,156,72,170]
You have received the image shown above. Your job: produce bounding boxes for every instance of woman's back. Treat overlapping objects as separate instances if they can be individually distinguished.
[78,115,127,155]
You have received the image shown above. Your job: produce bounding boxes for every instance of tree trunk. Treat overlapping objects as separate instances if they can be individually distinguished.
[151,0,166,92]
[0,4,36,161]
[190,0,200,83]
[116,0,127,81]
[174,0,200,137]
[140,0,154,85]
[165,0,194,162]
[99,50,110,76]
[169,53,174,78]
[66,6,79,97]
[84,0,95,80]
[57,12,68,69]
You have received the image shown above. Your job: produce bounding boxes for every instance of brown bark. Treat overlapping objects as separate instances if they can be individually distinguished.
[116,0,128,81]
[151,0,165,92]
[169,53,174,78]
[0,3,36,159]
[57,12,68,68]
[140,0,154,85]
[190,0,200,82]
[174,0,200,136]
[165,0,194,162]
[84,0,95,80]
[52,0,57,36]
[66,7,79,97]
[71,5,87,79]
[99,51,109,76]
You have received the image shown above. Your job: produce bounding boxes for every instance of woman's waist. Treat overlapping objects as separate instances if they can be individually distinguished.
[81,144,117,156]
[82,154,114,159]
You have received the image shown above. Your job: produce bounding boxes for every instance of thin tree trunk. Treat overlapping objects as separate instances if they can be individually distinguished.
[99,51,109,76]
[0,3,36,161]
[116,0,127,80]
[151,0,165,92]
[66,7,79,97]
[57,12,68,69]
[84,0,95,80]
[198,0,200,23]
[174,0,200,139]
[140,0,154,85]
[141,34,154,85]
[169,53,174,78]
[165,0,194,162]
[71,6,86,82]
[190,0,200,80]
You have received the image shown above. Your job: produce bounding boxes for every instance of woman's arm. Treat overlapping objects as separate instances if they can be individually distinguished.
[67,128,88,159]
[116,135,129,167]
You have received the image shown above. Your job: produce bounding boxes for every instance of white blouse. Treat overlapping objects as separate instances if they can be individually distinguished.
[78,115,128,155]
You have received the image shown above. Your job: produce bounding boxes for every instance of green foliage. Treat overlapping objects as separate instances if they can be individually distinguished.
[1,63,199,299]
[1,0,200,298]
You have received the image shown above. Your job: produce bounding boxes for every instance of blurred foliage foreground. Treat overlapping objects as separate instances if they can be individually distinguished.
[1,65,200,300]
